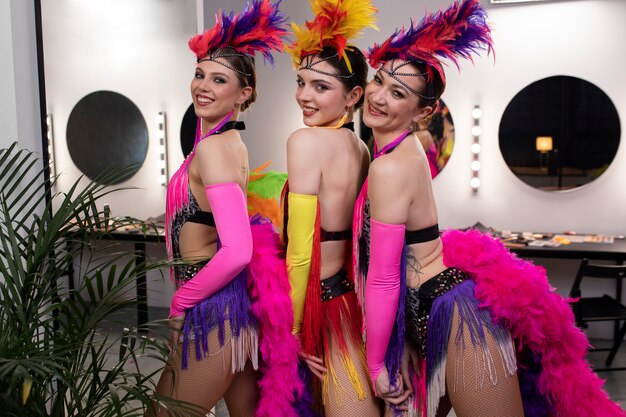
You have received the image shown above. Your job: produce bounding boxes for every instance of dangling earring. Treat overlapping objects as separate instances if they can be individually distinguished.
[325,108,349,129]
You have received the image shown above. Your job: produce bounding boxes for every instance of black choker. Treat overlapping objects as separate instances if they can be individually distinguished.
[341,122,355,131]
[215,120,246,134]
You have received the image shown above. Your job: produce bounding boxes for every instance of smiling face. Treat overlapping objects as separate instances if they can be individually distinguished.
[363,60,434,136]
[294,57,362,127]
[190,59,252,126]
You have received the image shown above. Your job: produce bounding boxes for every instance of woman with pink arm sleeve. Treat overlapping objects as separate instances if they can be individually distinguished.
[354,1,625,417]
[150,2,301,416]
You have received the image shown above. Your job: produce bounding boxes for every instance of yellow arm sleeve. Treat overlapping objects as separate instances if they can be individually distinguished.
[286,192,318,334]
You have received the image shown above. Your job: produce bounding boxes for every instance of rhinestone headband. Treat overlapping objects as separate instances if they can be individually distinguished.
[379,59,434,100]
[198,48,252,78]
[298,54,355,79]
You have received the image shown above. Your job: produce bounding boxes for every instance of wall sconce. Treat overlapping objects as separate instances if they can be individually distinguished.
[155,112,168,187]
[535,136,553,153]
[46,114,56,182]
[470,105,481,192]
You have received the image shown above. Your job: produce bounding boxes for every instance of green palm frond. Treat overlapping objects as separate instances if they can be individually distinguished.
[0,143,200,416]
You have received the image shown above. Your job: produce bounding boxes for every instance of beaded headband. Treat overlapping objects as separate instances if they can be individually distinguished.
[198,48,252,77]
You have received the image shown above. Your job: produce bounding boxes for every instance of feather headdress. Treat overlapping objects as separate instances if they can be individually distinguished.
[189,0,287,65]
[287,0,378,70]
[368,0,493,83]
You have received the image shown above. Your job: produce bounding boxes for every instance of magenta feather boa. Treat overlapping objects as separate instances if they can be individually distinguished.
[248,220,303,416]
[441,229,624,417]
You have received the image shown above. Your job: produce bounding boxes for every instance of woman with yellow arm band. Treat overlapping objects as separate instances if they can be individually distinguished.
[281,1,388,416]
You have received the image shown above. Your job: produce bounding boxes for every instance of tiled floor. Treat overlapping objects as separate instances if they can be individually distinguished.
[102,307,625,416]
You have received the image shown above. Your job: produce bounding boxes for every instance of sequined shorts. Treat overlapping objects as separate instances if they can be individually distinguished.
[321,269,354,302]
[180,259,210,281]
[405,267,467,356]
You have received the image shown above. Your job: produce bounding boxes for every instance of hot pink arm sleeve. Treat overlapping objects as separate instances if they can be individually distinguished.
[365,218,405,387]
[169,182,252,318]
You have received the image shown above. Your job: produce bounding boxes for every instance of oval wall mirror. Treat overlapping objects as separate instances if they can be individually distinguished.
[66,91,148,184]
[499,76,620,191]
[180,104,196,157]
[360,99,455,179]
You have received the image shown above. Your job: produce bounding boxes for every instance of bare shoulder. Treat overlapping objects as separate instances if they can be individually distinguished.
[287,127,316,145]
[287,128,327,158]
[369,153,407,182]
[195,134,225,158]
[368,155,412,223]
[369,154,412,197]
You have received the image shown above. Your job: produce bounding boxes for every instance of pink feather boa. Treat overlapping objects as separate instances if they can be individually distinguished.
[248,221,303,417]
[442,229,625,417]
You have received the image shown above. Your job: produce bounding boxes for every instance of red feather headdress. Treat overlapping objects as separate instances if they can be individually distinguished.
[368,0,493,83]
[188,0,287,65]
[287,0,377,72]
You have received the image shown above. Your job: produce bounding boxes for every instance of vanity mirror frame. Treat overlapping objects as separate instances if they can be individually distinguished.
[498,75,620,192]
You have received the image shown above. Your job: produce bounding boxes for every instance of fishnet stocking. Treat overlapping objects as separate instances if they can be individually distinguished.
[444,308,524,417]
[323,328,384,417]
[151,322,258,417]
[223,360,259,417]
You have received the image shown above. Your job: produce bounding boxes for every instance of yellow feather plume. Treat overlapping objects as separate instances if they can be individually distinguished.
[287,0,378,68]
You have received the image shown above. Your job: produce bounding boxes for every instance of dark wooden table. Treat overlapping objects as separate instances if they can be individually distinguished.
[509,238,626,262]
[67,229,164,327]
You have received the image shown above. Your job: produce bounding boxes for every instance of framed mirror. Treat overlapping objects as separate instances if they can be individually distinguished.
[499,75,620,191]
[66,91,148,184]
[180,104,196,158]
[360,99,455,179]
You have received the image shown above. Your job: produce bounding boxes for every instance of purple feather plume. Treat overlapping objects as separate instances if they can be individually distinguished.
[368,0,493,82]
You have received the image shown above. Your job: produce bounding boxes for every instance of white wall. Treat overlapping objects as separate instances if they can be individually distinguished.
[0,0,19,148]
[42,0,199,308]
[1,0,42,152]
[43,0,197,219]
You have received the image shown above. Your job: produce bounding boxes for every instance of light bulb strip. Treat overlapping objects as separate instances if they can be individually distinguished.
[46,114,56,182]
[156,112,169,187]
[471,105,480,193]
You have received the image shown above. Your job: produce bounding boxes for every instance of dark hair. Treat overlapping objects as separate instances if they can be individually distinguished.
[316,46,368,109]
[410,62,445,110]
[212,48,257,111]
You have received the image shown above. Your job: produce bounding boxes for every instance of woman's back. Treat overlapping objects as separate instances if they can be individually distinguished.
[287,126,369,278]
[369,133,445,286]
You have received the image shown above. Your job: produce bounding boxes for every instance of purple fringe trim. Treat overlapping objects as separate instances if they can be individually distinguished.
[425,279,518,411]
[293,361,321,417]
[426,280,488,379]
[180,230,256,370]
[518,349,553,417]
[384,245,407,416]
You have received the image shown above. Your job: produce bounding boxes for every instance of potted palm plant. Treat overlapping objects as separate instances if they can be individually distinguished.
[0,143,203,416]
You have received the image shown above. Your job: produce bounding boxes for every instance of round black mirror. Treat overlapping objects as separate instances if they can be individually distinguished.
[499,76,620,191]
[180,104,196,157]
[66,91,148,184]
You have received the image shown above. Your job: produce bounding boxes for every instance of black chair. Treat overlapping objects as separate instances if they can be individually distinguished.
[569,259,626,371]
